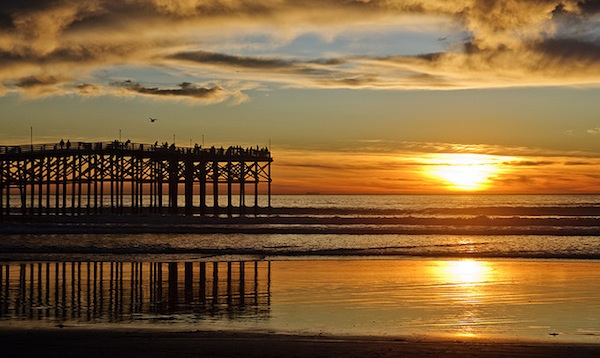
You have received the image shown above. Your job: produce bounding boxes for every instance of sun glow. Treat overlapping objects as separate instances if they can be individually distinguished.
[424,153,505,191]
[439,260,491,284]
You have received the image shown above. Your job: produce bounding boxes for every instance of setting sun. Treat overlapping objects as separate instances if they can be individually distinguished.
[423,153,506,191]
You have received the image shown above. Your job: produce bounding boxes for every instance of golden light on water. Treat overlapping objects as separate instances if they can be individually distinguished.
[423,153,506,191]
[438,260,492,285]
[431,260,493,339]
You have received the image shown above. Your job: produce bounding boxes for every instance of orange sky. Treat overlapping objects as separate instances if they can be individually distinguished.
[272,147,600,194]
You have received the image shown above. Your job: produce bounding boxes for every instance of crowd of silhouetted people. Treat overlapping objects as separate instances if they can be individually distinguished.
[149,141,269,157]
[2,140,270,158]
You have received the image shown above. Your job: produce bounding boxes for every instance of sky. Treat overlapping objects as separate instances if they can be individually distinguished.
[1,0,600,194]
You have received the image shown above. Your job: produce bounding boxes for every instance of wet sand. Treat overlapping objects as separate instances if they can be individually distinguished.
[2,260,600,356]
[1,328,600,358]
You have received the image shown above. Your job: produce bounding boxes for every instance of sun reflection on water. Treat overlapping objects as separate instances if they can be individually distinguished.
[430,260,494,338]
[438,260,492,285]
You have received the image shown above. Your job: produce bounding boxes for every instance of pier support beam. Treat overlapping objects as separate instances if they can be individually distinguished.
[212,160,219,217]
[184,158,194,216]
[168,157,179,215]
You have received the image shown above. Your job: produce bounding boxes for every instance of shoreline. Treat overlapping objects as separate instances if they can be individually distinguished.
[1,327,600,357]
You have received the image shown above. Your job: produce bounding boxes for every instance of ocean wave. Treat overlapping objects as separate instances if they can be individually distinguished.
[1,233,600,260]
[2,213,600,236]
[266,206,600,217]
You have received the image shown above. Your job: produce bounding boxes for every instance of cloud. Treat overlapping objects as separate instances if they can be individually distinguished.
[320,139,600,162]
[13,74,71,97]
[171,51,298,70]
[501,160,555,167]
[169,50,371,88]
[16,75,62,89]
[564,160,594,165]
[587,127,600,135]
[111,80,248,104]
[76,83,102,96]
[0,0,599,99]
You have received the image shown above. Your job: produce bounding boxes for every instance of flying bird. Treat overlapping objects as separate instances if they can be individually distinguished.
[150,117,158,122]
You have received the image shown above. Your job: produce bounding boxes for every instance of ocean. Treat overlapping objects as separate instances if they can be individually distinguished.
[1,194,600,342]
[2,194,600,260]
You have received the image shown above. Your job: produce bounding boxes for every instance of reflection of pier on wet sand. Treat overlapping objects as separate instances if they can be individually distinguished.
[2,259,600,358]
[0,260,271,324]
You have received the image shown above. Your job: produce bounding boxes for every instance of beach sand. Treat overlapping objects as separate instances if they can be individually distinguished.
[1,327,600,357]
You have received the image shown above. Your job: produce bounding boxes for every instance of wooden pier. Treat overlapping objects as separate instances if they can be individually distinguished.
[0,141,272,217]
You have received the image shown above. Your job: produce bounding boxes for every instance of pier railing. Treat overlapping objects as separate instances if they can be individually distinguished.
[0,141,271,159]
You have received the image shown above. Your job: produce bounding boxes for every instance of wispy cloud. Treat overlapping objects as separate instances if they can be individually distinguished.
[1,1,599,100]
[587,127,600,135]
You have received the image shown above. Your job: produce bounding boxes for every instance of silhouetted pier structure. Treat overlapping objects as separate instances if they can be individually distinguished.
[0,260,271,323]
[0,141,272,217]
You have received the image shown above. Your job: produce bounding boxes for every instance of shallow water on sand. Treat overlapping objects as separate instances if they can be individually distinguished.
[1,258,599,343]
[269,259,600,342]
